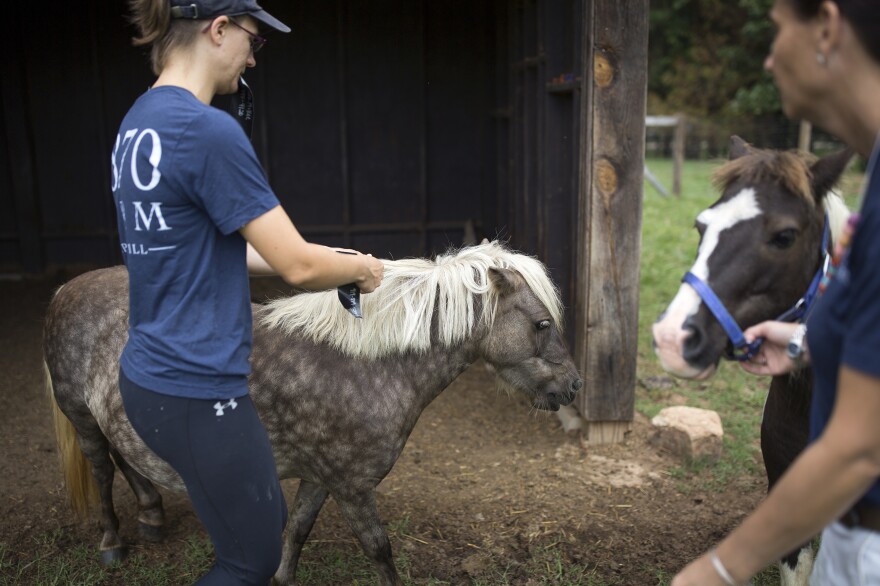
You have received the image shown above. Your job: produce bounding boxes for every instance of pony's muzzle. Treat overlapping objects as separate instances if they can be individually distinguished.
[548,377,581,408]
[652,315,717,379]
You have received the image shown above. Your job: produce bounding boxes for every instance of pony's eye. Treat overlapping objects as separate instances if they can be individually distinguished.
[536,320,551,330]
[769,228,797,249]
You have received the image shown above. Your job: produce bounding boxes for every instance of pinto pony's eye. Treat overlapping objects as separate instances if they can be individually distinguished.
[536,319,551,330]
[769,228,797,249]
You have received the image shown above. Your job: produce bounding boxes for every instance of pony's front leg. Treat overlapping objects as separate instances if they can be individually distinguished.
[334,489,403,586]
[274,480,329,585]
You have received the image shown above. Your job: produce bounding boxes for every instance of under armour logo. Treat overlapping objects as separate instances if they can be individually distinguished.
[213,398,238,416]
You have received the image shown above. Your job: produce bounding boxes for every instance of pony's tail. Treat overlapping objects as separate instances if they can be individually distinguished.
[46,361,98,520]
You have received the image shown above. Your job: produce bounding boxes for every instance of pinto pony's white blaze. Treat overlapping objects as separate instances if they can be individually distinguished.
[652,188,762,379]
[260,240,563,360]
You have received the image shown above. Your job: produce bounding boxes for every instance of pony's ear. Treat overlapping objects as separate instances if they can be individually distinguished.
[728,135,751,160]
[481,238,490,245]
[810,147,854,199]
[488,267,519,296]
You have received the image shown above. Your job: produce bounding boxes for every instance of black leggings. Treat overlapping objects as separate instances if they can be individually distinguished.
[119,369,287,585]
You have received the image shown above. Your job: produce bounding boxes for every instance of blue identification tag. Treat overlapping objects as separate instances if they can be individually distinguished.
[335,251,363,319]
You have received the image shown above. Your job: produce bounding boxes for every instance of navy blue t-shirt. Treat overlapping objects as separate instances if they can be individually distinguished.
[808,140,880,507]
[111,86,279,399]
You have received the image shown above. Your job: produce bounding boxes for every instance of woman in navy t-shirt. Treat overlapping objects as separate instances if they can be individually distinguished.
[114,1,384,583]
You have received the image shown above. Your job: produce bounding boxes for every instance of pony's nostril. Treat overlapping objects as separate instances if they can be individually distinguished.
[571,379,583,392]
[681,325,705,361]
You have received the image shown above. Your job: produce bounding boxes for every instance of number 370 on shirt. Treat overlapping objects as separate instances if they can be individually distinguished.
[111,128,162,192]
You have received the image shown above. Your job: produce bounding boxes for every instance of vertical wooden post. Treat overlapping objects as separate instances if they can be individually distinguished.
[575,0,647,444]
[798,120,812,153]
[672,114,686,197]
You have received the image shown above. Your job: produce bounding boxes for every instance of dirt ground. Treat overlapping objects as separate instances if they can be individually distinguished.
[0,274,767,585]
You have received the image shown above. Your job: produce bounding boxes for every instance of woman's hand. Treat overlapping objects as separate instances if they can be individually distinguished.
[357,254,384,293]
[739,320,801,376]
[328,247,383,293]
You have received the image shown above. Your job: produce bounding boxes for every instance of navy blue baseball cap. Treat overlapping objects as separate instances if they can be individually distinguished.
[170,0,291,33]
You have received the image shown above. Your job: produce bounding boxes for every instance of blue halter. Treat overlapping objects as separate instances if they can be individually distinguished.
[682,215,830,362]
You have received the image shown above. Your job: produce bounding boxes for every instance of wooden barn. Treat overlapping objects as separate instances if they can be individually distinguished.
[1,0,647,442]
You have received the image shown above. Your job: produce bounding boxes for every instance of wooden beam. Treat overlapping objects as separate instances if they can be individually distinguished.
[672,114,686,197]
[798,120,812,153]
[574,0,648,431]
[587,421,633,445]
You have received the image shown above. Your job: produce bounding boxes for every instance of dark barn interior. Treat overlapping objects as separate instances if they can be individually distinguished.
[3,0,579,285]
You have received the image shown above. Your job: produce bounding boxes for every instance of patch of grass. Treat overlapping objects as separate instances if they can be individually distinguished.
[10,539,108,586]
[469,546,607,586]
[295,542,383,585]
[0,528,215,586]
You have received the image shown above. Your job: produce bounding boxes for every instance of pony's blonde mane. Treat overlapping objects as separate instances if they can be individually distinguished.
[712,148,850,245]
[259,241,563,360]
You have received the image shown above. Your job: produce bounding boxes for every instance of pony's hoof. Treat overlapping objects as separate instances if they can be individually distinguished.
[138,522,163,543]
[100,547,126,565]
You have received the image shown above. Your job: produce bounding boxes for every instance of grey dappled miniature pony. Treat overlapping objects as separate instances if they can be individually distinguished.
[44,240,582,586]
[652,137,853,586]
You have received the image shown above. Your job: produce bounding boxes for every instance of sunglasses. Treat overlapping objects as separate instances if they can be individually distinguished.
[202,17,267,54]
[229,19,267,54]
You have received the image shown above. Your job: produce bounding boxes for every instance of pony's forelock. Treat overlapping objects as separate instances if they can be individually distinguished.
[259,241,563,359]
[713,148,851,245]
[712,150,816,204]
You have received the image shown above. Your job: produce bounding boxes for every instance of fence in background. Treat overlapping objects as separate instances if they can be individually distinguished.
[645,113,846,162]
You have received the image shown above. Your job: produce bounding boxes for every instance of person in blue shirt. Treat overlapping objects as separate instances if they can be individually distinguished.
[113,1,384,583]
[673,1,880,585]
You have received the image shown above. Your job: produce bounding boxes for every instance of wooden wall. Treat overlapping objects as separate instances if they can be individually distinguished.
[1,0,498,271]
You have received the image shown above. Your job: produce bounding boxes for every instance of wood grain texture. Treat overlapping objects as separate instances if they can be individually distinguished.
[575,0,648,423]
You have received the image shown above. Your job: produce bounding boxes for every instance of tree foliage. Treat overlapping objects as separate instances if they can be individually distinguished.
[649,0,780,117]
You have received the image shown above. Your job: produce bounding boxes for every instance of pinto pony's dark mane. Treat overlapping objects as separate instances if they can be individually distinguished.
[712,149,816,203]
[712,147,850,244]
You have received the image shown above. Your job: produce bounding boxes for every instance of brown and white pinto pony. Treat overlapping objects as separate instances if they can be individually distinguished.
[652,136,853,586]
